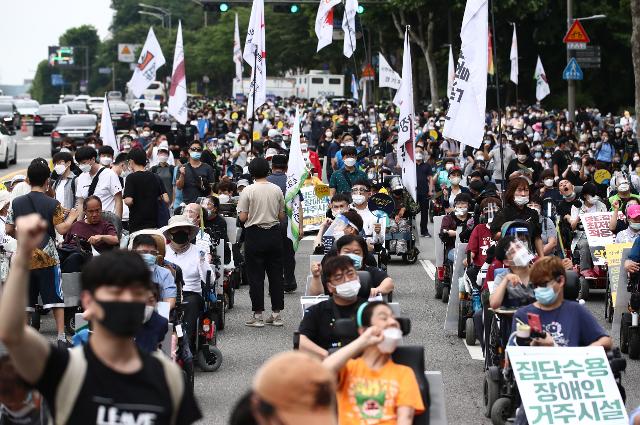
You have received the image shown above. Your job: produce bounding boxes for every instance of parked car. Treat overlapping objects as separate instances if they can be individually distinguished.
[133,99,162,116]
[67,101,89,114]
[87,97,104,111]
[59,94,76,104]
[73,95,90,103]
[142,81,165,102]
[34,104,71,136]
[0,123,18,168]
[0,103,19,134]
[107,91,123,101]
[50,114,97,155]
[108,101,133,130]
[14,100,39,121]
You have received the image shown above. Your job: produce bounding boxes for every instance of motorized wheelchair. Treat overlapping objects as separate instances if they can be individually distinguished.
[621,270,640,359]
[432,215,452,304]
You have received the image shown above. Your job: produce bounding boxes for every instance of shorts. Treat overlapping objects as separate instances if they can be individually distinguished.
[27,265,64,311]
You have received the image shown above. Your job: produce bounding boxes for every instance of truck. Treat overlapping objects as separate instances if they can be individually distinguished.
[232,77,296,100]
[294,70,345,99]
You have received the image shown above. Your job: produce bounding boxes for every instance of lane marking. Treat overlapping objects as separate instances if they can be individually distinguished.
[464,340,484,361]
[22,136,33,141]
[420,259,436,281]
[301,235,316,241]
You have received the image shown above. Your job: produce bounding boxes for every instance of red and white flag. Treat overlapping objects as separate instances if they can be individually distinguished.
[127,27,166,98]
[243,0,266,119]
[168,21,188,124]
[315,0,341,52]
[393,27,417,202]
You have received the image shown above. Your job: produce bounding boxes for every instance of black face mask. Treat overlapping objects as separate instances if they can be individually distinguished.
[171,230,190,244]
[96,301,145,337]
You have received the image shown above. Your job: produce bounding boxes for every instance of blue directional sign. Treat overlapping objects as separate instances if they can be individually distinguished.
[51,74,65,86]
[563,57,584,80]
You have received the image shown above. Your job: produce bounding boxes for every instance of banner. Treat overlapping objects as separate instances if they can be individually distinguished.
[378,53,401,90]
[243,0,267,119]
[301,184,330,231]
[605,242,632,305]
[507,346,628,425]
[285,107,309,250]
[535,55,551,101]
[315,0,341,52]
[127,27,166,98]
[580,212,621,265]
[393,27,417,201]
[510,25,519,84]
[167,21,188,125]
[442,0,488,149]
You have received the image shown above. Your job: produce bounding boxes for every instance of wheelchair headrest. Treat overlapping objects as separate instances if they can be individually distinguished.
[563,270,579,301]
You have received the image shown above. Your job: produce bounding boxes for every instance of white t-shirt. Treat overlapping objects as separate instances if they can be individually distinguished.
[165,244,211,293]
[353,206,385,244]
[75,167,123,214]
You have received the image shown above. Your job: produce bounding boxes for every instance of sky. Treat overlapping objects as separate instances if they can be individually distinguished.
[0,0,113,85]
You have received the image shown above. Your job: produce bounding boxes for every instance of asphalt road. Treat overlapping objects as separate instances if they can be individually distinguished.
[0,129,51,182]
[18,128,640,424]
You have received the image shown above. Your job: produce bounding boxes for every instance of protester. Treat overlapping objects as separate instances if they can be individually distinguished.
[176,140,216,204]
[74,147,123,218]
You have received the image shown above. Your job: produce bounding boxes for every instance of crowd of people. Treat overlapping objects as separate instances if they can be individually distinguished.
[0,96,637,424]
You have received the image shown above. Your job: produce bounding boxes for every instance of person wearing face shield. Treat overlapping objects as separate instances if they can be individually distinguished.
[298,256,368,358]
[323,301,425,424]
[488,236,536,314]
[0,217,202,424]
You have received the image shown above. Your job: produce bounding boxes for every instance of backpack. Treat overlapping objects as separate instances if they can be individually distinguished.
[55,346,184,425]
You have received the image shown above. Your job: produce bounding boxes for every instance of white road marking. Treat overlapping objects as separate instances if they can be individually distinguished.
[464,340,484,361]
[301,235,316,241]
[420,259,436,281]
[22,136,33,141]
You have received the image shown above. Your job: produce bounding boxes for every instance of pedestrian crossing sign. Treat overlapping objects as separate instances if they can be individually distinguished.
[562,58,583,81]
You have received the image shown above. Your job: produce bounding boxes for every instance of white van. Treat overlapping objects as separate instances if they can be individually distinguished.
[142,81,166,102]
[294,70,344,99]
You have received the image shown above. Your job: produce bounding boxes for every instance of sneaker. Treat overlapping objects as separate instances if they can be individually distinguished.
[265,313,283,327]
[245,315,265,327]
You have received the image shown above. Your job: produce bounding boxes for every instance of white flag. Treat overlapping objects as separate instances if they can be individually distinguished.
[99,95,119,153]
[442,0,488,149]
[315,0,341,52]
[342,0,358,58]
[378,53,401,90]
[392,28,417,202]
[535,56,550,101]
[285,107,309,250]
[350,74,359,100]
[447,45,455,94]
[243,0,266,119]
[127,27,166,98]
[361,82,367,110]
[168,21,188,125]
[233,13,243,82]
[510,26,518,84]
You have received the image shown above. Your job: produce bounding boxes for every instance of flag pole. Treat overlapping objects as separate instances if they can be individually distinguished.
[489,0,505,196]
[249,46,258,154]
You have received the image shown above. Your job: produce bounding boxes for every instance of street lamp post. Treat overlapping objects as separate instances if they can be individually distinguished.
[138,10,165,26]
[139,3,172,37]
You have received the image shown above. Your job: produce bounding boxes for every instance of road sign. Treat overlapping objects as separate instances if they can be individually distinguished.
[563,20,590,43]
[118,44,139,63]
[563,57,584,80]
[98,67,112,75]
[362,64,375,78]
[567,42,586,50]
[51,74,64,86]
[576,46,601,69]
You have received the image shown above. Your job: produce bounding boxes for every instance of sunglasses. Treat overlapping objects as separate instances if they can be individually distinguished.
[190,147,202,152]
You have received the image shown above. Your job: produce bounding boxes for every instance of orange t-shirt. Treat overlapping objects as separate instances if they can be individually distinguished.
[337,357,425,424]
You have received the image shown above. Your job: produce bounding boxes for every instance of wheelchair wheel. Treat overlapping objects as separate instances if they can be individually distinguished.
[196,345,223,372]
[620,313,631,354]
[214,301,225,331]
[435,277,443,299]
[442,286,450,304]
[457,304,466,338]
[483,370,500,418]
[228,287,235,309]
[402,248,418,264]
[465,318,476,346]
[579,277,590,300]
[629,327,640,360]
[490,397,513,425]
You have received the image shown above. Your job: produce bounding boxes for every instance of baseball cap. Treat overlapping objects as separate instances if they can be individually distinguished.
[265,148,279,160]
[267,128,280,138]
[237,179,250,188]
[253,351,337,425]
[158,141,169,151]
[628,204,640,219]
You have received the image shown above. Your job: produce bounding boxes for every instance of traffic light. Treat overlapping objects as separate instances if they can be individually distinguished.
[357,4,365,13]
[201,1,230,12]
[273,3,300,13]
[219,2,229,12]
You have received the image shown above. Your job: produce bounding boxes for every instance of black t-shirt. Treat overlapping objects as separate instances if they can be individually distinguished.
[123,171,164,232]
[182,163,215,204]
[36,344,201,425]
[298,299,365,350]
[552,150,570,174]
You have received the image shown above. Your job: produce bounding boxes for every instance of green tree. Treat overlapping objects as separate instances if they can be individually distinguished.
[58,25,102,94]
[29,60,58,104]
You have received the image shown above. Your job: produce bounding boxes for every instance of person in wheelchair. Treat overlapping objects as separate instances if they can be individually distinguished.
[308,235,394,298]
[58,196,119,273]
[488,236,536,311]
[164,215,212,349]
[131,234,177,309]
[299,255,368,358]
[201,196,231,263]
[323,301,425,424]
[134,283,169,354]
[440,193,473,264]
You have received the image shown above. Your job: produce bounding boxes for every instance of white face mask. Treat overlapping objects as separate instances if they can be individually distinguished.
[344,141,355,147]
[514,196,529,206]
[377,327,403,353]
[142,131,151,138]
[445,163,453,171]
[332,208,346,217]
[344,158,357,167]
[334,279,360,300]
[543,178,554,188]
[143,305,155,323]
[512,248,534,267]
[99,157,113,167]
[300,143,308,152]
[450,176,461,185]
[618,183,630,192]
[415,153,424,161]
[517,154,528,163]
[218,194,231,204]
[571,163,580,172]
[158,154,169,163]
[454,207,467,216]
[54,164,67,175]
[79,163,92,174]
[352,194,366,205]
[325,131,333,138]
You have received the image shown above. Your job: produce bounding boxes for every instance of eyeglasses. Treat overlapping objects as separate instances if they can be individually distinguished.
[135,249,159,256]
[329,268,357,285]
[190,147,202,152]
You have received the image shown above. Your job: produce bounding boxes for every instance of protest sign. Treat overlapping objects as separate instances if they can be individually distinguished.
[605,242,632,305]
[580,212,620,265]
[507,346,628,425]
[368,193,395,217]
[301,184,329,232]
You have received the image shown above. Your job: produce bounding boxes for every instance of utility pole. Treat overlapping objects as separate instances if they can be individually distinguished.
[112,62,116,91]
[567,0,575,122]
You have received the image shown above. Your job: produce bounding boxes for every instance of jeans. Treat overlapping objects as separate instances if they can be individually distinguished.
[182,291,204,349]
[245,225,285,312]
